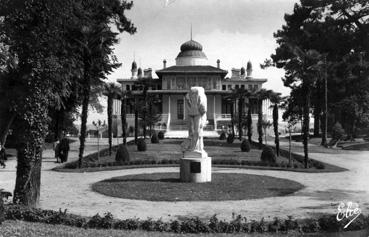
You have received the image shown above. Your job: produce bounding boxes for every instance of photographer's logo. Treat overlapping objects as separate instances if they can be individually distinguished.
[336,201,361,229]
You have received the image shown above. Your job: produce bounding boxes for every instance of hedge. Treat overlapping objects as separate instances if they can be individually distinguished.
[3,205,369,234]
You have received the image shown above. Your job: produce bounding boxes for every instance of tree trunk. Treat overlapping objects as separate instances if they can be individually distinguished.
[288,129,292,167]
[107,96,113,155]
[53,109,64,141]
[238,98,243,140]
[257,100,263,149]
[247,107,252,143]
[13,92,48,207]
[13,141,42,206]
[134,96,138,144]
[231,100,235,137]
[303,84,311,168]
[321,58,328,147]
[313,106,320,137]
[273,103,280,156]
[78,66,90,168]
[121,95,127,145]
[149,102,153,137]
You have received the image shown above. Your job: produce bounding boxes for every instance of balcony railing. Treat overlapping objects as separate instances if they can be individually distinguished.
[215,114,232,120]
[125,113,168,122]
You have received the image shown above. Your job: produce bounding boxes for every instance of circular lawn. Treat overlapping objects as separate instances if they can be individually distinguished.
[92,172,304,201]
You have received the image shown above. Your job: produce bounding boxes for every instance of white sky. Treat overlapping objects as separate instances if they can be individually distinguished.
[83,0,298,124]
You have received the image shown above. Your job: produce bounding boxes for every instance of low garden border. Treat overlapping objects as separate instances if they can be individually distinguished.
[3,204,369,234]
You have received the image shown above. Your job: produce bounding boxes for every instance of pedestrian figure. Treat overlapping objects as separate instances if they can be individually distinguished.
[59,133,70,163]
[0,142,6,168]
[54,140,60,163]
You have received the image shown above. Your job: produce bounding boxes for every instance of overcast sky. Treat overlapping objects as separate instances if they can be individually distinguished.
[86,0,299,124]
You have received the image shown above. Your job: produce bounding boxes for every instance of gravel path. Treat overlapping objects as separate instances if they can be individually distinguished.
[1,138,368,222]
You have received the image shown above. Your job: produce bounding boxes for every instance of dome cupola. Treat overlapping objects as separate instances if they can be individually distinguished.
[176,39,208,66]
[180,40,203,52]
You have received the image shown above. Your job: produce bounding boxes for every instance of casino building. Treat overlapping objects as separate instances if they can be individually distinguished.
[112,38,271,137]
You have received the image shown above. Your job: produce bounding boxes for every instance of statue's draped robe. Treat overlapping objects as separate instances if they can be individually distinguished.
[185,87,207,153]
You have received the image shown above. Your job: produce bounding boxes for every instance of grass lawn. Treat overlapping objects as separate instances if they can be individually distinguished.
[83,138,303,167]
[56,138,345,173]
[91,172,304,201]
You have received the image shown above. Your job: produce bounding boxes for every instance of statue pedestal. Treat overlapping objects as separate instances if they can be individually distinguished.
[180,152,211,183]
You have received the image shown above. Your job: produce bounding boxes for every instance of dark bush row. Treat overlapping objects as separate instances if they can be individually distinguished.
[251,141,326,170]
[4,205,369,234]
[213,159,301,168]
[62,160,307,172]
[65,158,304,170]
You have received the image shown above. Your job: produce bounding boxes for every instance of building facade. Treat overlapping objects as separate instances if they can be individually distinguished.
[112,39,270,136]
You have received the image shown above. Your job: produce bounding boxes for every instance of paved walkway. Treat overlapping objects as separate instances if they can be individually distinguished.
[1,138,368,222]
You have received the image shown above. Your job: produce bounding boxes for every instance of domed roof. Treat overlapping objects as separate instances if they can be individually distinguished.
[176,40,207,60]
[180,40,203,52]
[175,39,208,66]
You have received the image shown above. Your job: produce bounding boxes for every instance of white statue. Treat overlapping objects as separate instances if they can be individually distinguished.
[182,87,208,157]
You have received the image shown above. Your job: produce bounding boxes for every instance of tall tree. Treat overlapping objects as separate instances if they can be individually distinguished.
[270,92,282,156]
[234,88,251,140]
[0,0,82,205]
[104,83,120,155]
[247,107,252,143]
[255,89,273,148]
[76,0,136,168]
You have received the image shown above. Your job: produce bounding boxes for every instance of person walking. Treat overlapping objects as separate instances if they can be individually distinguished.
[0,142,6,168]
[59,133,70,163]
[54,140,61,163]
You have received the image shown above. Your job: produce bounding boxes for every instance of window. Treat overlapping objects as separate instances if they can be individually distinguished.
[167,78,171,89]
[227,85,232,90]
[248,85,253,90]
[241,85,245,89]
[235,85,239,89]
[126,85,130,91]
[222,85,226,90]
[254,85,258,90]
[177,99,184,120]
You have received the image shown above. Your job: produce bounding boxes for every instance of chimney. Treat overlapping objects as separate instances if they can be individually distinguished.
[217,59,220,68]
[231,68,240,78]
[144,68,152,78]
[163,59,167,69]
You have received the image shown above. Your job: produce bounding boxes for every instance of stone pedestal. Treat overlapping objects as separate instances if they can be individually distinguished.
[180,154,212,183]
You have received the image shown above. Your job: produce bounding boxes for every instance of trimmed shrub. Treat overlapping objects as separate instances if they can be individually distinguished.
[227,134,234,144]
[260,146,276,163]
[137,138,147,151]
[240,139,250,152]
[115,145,130,165]
[331,122,345,140]
[158,131,165,140]
[151,133,159,144]
[219,132,226,140]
